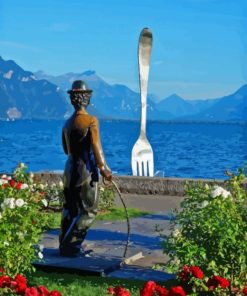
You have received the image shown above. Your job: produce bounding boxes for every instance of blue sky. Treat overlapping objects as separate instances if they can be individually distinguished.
[0,0,247,100]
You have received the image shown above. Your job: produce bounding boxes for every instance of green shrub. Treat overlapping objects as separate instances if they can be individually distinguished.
[0,164,49,276]
[98,184,115,212]
[161,169,247,287]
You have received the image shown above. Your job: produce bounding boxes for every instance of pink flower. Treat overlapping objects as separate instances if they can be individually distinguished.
[25,287,39,296]
[140,281,156,296]
[168,286,186,296]
[49,290,62,296]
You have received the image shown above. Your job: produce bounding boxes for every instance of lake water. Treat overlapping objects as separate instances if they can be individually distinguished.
[0,119,246,179]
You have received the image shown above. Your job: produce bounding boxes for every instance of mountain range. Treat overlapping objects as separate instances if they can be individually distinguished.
[0,56,246,121]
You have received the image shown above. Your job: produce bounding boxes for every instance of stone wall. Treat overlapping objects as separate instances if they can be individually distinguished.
[33,172,234,196]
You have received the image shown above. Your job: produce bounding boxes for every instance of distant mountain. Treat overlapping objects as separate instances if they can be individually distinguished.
[34,70,172,120]
[179,85,247,121]
[157,94,194,117]
[1,55,247,122]
[0,56,71,120]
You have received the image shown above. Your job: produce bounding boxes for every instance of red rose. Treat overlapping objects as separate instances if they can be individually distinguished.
[178,266,190,282]
[49,291,62,296]
[10,280,18,288]
[9,179,16,188]
[37,286,49,296]
[112,286,130,296]
[107,287,115,294]
[207,276,230,290]
[16,182,22,190]
[242,287,247,295]
[0,275,11,288]
[15,274,27,285]
[14,273,27,293]
[140,281,156,296]
[3,183,9,188]
[25,287,39,296]
[189,266,204,279]
[155,284,169,296]
[168,286,186,296]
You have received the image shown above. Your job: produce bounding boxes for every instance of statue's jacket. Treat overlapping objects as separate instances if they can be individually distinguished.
[62,109,109,189]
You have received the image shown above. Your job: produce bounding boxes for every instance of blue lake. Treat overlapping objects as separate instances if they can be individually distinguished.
[0,119,246,179]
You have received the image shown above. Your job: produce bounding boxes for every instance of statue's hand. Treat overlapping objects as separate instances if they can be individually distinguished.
[100,168,112,182]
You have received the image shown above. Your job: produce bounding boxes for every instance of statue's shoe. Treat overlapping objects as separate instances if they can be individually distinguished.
[59,247,93,258]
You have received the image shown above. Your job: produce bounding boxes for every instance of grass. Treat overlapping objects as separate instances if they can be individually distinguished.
[46,207,152,229]
[27,270,176,296]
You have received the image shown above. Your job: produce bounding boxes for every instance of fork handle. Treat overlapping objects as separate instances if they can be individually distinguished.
[138,28,153,137]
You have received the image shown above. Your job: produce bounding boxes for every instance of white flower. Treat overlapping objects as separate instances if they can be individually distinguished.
[7,176,12,180]
[58,181,63,188]
[21,183,28,189]
[41,199,48,207]
[17,232,24,239]
[99,187,105,192]
[39,184,44,190]
[172,229,181,238]
[51,183,56,188]
[211,186,231,199]
[3,241,9,246]
[38,252,43,259]
[0,179,8,185]
[205,184,209,190]
[1,174,7,179]
[19,163,25,168]
[1,198,16,209]
[200,200,209,208]
[29,172,34,179]
[15,198,25,207]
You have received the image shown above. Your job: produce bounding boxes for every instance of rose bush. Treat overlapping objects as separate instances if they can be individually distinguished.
[0,269,61,295]
[159,169,247,289]
[0,164,49,276]
[108,266,247,295]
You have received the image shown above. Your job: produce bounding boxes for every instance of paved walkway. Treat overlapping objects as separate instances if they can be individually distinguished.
[40,193,184,281]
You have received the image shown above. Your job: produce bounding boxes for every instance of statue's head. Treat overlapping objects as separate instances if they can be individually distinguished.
[67,80,93,110]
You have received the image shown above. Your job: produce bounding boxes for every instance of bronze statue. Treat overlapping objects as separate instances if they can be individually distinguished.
[59,80,112,257]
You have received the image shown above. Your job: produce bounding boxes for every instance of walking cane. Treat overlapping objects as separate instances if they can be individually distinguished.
[103,177,131,266]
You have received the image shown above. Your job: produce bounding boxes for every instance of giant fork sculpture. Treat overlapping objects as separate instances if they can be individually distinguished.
[131,28,154,177]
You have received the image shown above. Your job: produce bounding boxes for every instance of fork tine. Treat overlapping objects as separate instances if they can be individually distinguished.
[148,160,154,177]
[143,161,148,176]
[139,162,143,176]
[132,160,137,176]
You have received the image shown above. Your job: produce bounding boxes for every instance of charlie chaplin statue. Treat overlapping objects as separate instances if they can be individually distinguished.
[59,80,112,257]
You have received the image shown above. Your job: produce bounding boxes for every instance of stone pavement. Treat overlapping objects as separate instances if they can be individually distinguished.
[40,193,184,281]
